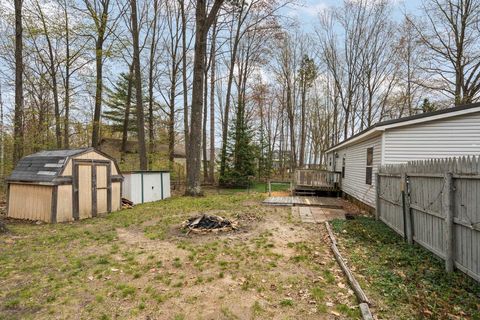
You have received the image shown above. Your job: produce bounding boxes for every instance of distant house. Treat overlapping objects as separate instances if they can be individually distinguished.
[326,103,480,209]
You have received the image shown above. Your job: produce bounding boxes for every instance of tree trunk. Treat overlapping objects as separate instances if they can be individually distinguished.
[121,62,134,157]
[168,67,176,165]
[186,6,207,196]
[0,84,4,178]
[286,84,296,170]
[13,0,24,164]
[208,19,217,184]
[185,0,223,196]
[299,80,306,167]
[63,0,70,148]
[131,0,148,170]
[219,5,244,180]
[41,18,62,149]
[202,54,209,182]
[148,0,159,167]
[91,36,104,147]
[180,0,189,163]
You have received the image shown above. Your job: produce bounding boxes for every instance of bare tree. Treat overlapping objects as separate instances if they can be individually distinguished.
[148,0,160,165]
[412,0,480,104]
[83,0,120,147]
[13,0,24,163]
[28,0,62,148]
[185,0,224,196]
[130,0,147,169]
[298,54,317,167]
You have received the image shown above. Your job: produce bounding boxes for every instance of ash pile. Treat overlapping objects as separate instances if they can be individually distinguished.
[182,214,238,234]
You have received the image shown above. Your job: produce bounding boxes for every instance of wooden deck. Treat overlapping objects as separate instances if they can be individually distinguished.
[262,196,343,209]
[294,169,341,192]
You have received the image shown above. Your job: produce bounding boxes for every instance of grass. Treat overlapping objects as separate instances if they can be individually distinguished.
[0,191,353,319]
[331,216,480,319]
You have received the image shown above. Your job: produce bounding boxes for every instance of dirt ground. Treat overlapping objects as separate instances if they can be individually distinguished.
[0,193,360,320]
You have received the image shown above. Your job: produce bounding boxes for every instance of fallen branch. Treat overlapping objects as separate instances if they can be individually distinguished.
[359,302,374,320]
[325,221,373,319]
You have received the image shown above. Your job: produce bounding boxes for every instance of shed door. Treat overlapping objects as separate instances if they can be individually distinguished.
[73,160,111,220]
[143,173,162,203]
[96,165,109,214]
[77,164,93,219]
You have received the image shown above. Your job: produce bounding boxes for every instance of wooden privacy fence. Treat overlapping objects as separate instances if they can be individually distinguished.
[376,157,480,282]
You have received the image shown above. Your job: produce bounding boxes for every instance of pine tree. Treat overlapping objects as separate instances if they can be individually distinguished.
[421,98,436,113]
[219,102,257,188]
[103,73,138,134]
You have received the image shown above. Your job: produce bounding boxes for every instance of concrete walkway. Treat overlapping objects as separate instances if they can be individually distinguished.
[292,206,346,224]
[263,196,343,209]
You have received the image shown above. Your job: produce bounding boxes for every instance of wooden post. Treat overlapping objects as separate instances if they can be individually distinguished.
[443,172,454,273]
[400,173,407,241]
[375,173,381,220]
[402,173,413,245]
[268,180,271,197]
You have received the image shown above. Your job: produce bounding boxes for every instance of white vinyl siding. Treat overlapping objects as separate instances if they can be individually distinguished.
[337,134,382,208]
[384,112,480,164]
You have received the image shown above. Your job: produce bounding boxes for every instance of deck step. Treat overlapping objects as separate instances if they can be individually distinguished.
[294,190,316,196]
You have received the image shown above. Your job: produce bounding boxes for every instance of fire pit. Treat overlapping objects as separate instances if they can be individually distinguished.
[182,214,237,234]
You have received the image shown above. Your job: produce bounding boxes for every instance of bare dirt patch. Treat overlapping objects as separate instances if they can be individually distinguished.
[0,193,360,319]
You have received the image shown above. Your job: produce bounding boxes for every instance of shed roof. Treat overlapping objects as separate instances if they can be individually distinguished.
[8,148,101,183]
[325,102,480,153]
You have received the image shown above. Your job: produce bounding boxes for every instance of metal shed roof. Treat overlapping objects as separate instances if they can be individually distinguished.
[8,148,91,183]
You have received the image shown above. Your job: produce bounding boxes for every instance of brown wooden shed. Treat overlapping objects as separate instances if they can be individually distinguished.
[6,148,123,223]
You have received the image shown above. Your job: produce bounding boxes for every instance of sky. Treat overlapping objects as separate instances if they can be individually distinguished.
[0,0,426,122]
[288,0,424,29]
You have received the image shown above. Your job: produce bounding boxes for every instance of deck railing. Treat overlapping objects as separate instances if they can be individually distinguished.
[294,169,341,190]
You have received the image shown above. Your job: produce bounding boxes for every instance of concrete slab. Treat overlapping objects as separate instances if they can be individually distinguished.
[293,206,346,224]
[263,196,343,209]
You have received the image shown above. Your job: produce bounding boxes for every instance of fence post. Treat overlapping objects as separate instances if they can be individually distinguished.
[443,172,454,273]
[375,173,381,220]
[268,180,272,197]
[402,173,413,245]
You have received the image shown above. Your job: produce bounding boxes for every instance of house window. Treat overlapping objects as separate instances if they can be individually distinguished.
[341,157,346,178]
[366,147,373,185]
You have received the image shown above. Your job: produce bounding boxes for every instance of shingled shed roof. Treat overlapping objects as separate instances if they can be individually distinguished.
[7,148,103,183]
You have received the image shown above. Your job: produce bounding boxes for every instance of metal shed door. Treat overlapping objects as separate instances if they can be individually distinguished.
[143,173,162,203]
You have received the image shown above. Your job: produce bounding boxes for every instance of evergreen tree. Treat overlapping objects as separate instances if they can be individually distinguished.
[421,98,436,113]
[219,103,257,188]
[103,73,138,134]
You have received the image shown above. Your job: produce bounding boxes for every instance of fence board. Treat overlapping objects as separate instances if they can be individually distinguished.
[378,156,480,282]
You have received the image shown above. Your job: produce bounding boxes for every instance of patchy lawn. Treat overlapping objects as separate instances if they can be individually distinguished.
[0,193,358,320]
[331,217,480,319]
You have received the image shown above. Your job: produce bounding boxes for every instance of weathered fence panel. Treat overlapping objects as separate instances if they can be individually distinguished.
[377,157,480,282]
